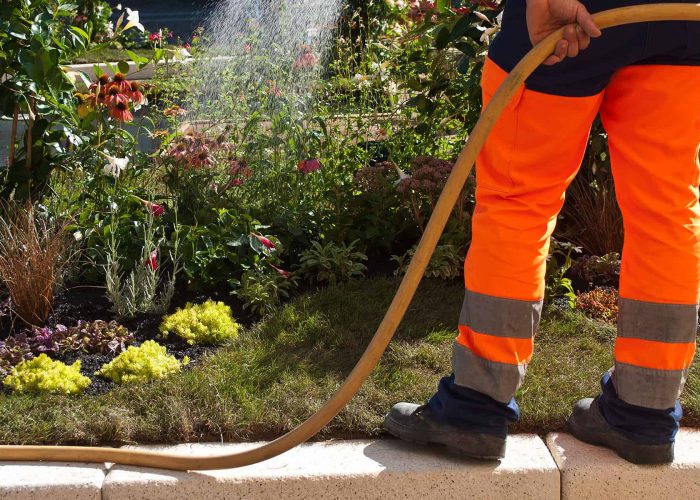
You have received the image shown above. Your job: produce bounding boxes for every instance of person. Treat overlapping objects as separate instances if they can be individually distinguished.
[384,0,700,465]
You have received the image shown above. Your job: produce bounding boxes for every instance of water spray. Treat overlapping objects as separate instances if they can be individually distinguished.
[1,4,699,471]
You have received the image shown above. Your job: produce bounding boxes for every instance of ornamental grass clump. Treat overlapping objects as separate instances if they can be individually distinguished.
[0,205,72,326]
[3,354,90,395]
[96,340,187,385]
[160,300,239,345]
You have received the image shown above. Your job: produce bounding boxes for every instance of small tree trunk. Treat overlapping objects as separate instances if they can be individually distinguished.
[8,104,18,166]
[25,98,34,171]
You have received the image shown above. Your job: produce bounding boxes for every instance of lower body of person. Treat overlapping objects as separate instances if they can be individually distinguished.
[384,0,700,464]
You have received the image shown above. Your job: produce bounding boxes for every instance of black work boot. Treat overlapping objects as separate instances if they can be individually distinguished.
[383,402,506,459]
[568,398,674,464]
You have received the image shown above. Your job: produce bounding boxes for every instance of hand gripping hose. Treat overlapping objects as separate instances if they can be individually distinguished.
[1,4,699,471]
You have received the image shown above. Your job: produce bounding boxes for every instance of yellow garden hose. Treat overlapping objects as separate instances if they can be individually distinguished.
[1,3,699,471]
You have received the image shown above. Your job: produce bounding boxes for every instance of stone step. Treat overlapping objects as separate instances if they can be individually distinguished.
[0,461,105,500]
[103,436,559,500]
[547,429,700,499]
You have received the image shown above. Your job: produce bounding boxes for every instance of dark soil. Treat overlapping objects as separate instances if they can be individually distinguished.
[0,283,259,396]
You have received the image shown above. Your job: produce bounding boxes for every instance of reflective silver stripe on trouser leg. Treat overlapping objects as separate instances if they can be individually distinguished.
[452,289,543,403]
[612,298,699,409]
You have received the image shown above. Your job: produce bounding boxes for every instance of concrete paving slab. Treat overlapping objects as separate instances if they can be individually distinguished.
[0,461,106,500]
[547,430,700,499]
[103,435,559,500]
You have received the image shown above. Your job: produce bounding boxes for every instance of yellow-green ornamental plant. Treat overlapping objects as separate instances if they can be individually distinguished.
[3,355,91,395]
[96,340,188,384]
[159,300,240,345]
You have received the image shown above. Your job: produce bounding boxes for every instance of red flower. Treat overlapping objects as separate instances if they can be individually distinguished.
[297,158,321,175]
[254,234,276,251]
[143,200,164,218]
[451,6,470,15]
[109,94,133,122]
[129,81,145,105]
[111,73,132,94]
[145,250,158,271]
[148,32,162,42]
[189,147,213,168]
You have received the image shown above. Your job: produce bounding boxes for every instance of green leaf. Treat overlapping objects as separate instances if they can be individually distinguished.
[93,64,104,78]
[117,60,130,75]
[69,26,89,41]
[457,55,471,75]
[434,26,451,50]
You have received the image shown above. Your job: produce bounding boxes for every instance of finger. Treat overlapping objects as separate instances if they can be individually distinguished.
[544,54,564,65]
[576,5,602,38]
[576,25,591,51]
[564,25,579,58]
[544,39,568,65]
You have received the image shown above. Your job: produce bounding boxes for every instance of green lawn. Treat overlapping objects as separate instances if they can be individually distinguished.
[0,277,697,445]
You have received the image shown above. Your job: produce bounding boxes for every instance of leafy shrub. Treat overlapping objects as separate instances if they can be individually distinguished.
[160,301,239,345]
[571,253,621,288]
[298,240,368,286]
[392,243,463,280]
[3,354,90,395]
[231,268,298,316]
[60,320,134,355]
[545,239,582,308]
[576,287,619,324]
[105,209,181,319]
[0,335,33,379]
[0,205,73,326]
[96,340,187,384]
[179,210,281,289]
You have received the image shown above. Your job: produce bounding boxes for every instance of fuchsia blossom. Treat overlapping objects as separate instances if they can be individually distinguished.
[145,250,158,271]
[145,201,164,218]
[297,158,321,175]
[148,32,162,42]
[270,264,292,279]
[254,234,276,251]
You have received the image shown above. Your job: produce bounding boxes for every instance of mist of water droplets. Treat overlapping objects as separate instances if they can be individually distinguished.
[187,0,343,123]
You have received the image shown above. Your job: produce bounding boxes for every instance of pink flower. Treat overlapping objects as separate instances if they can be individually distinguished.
[149,32,162,42]
[270,264,292,279]
[109,94,133,122]
[297,158,322,175]
[293,45,317,70]
[244,43,252,54]
[74,15,88,24]
[451,6,470,15]
[145,250,158,271]
[254,234,276,251]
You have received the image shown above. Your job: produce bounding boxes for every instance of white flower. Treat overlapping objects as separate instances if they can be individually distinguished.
[370,61,391,82]
[394,165,411,185]
[73,230,83,242]
[354,73,373,89]
[117,8,144,33]
[478,26,499,43]
[386,81,398,96]
[103,155,129,178]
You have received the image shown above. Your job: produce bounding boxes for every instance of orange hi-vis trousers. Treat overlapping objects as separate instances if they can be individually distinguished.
[454,57,700,411]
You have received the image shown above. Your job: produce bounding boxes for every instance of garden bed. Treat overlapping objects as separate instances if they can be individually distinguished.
[1,277,697,446]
